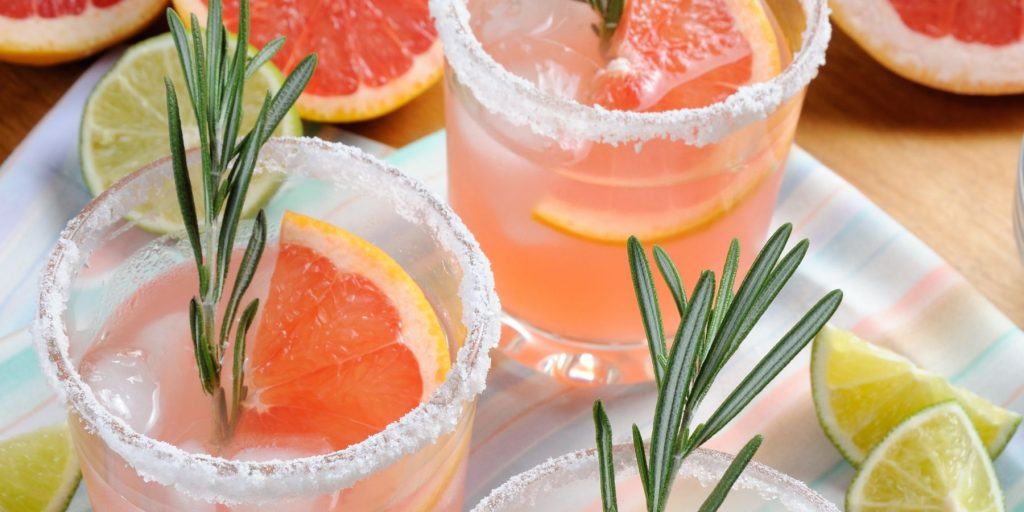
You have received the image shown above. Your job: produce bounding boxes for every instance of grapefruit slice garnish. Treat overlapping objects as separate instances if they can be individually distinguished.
[0,0,165,65]
[832,0,1024,94]
[589,0,783,111]
[234,211,449,451]
[532,143,779,244]
[172,0,443,122]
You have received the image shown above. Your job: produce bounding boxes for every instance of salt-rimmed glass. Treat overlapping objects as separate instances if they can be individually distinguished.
[472,444,839,511]
[34,137,501,509]
[432,0,831,384]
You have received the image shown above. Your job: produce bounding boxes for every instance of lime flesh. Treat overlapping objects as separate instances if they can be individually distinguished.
[847,402,1004,512]
[811,325,1021,466]
[0,424,81,512]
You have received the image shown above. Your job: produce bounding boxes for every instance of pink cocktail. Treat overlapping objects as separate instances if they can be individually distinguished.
[433,0,830,384]
[36,138,501,510]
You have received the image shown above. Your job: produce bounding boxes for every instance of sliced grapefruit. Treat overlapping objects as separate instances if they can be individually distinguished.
[832,0,1024,94]
[0,0,166,65]
[234,211,450,450]
[589,0,783,111]
[172,0,443,122]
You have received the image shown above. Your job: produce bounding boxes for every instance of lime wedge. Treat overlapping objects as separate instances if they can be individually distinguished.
[80,32,302,233]
[847,402,1004,512]
[0,424,81,512]
[811,325,1020,466]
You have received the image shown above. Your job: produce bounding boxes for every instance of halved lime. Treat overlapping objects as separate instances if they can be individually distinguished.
[811,325,1020,466]
[0,424,81,512]
[847,402,1004,512]
[80,32,302,233]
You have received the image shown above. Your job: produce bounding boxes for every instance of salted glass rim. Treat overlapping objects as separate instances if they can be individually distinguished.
[430,0,831,147]
[472,443,840,511]
[34,137,502,504]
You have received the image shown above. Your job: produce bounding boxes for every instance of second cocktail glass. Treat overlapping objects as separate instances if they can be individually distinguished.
[433,0,831,384]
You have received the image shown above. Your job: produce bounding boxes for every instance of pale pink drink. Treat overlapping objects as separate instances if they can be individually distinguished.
[36,139,501,510]
[433,0,830,384]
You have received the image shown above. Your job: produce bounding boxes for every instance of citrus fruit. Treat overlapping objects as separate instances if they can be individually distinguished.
[0,0,165,65]
[847,402,1004,512]
[831,0,1024,94]
[234,211,450,450]
[811,325,1021,466]
[80,32,302,234]
[0,424,81,512]
[171,0,443,122]
[590,0,783,111]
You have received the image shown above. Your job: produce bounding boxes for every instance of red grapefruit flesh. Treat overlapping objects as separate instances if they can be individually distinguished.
[0,0,166,65]
[590,0,782,111]
[832,0,1024,94]
[234,211,449,450]
[172,0,444,122]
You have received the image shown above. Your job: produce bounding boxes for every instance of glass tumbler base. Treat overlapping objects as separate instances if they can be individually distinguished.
[499,313,656,386]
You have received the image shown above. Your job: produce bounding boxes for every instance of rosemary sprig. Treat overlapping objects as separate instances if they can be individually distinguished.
[164,0,316,441]
[574,0,625,48]
[594,224,843,512]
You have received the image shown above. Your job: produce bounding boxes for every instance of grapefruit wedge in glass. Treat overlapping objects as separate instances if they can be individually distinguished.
[0,0,166,65]
[831,0,1024,94]
[232,211,450,451]
[172,0,443,122]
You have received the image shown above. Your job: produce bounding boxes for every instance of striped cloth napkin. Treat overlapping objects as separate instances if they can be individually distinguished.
[1,54,1022,510]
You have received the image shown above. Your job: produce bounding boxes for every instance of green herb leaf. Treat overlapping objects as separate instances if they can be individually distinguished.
[706,240,738,354]
[652,246,686,317]
[649,270,714,512]
[246,36,285,78]
[631,424,651,505]
[164,79,203,272]
[258,54,317,145]
[697,435,762,512]
[593,401,618,512]
[219,210,267,348]
[230,298,259,427]
[629,236,667,386]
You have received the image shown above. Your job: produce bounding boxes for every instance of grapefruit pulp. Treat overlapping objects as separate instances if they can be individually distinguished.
[234,211,450,450]
[172,0,444,122]
[832,0,1024,94]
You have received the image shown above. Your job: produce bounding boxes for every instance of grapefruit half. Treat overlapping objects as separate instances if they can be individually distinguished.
[0,0,166,65]
[172,0,444,122]
[832,0,1024,94]
[234,211,450,451]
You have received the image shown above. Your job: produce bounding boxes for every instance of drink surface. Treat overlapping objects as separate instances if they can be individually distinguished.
[448,0,800,362]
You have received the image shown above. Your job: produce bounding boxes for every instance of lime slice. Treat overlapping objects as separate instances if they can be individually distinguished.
[811,325,1021,466]
[80,32,302,233]
[847,402,1004,512]
[0,424,81,512]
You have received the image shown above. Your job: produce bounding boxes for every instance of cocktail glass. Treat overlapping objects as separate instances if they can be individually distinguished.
[35,137,501,510]
[472,443,839,511]
[432,0,831,384]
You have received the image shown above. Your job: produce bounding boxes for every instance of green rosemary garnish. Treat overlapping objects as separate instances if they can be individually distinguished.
[594,224,843,511]
[164,0,316,441]
[575,0,625,47]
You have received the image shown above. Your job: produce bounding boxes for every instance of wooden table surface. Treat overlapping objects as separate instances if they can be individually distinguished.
[2,24,1022,327]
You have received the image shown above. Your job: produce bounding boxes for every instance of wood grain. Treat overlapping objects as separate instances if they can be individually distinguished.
[1,26,1022,326]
